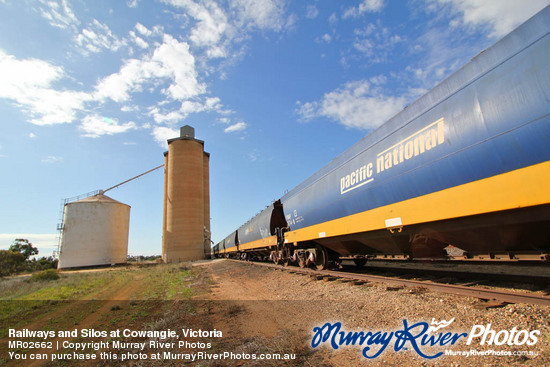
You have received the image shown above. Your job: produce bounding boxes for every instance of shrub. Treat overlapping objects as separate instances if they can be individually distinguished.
[28,269,60,282]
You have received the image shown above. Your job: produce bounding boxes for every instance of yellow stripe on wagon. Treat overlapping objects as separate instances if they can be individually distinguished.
[224,236,277,253]
[284,161,550,244]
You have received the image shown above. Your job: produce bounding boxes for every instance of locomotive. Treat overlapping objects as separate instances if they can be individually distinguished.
[213,6,550,268]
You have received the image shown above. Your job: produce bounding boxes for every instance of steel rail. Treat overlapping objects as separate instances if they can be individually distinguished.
[230,260,550,307]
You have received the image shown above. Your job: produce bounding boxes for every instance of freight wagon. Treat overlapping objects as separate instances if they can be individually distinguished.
[214,6,550,268]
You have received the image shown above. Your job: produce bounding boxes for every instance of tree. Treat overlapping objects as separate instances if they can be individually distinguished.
[0,250,25,276]
[9,238,38,260]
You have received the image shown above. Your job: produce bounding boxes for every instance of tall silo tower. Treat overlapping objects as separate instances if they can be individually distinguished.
[58,193,130,269]
[162,125,210,262]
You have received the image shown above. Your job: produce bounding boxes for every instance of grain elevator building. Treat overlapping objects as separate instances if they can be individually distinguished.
[162,125,211,262]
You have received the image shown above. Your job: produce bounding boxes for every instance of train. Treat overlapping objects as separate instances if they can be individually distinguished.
[213,6,550,268]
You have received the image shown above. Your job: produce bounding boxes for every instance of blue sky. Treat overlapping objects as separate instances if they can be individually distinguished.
[1,0,548,257]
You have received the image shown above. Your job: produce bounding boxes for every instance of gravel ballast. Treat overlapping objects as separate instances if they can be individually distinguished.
[198,259,550,366]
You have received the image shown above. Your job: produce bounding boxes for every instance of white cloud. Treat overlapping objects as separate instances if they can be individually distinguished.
[153,34,206,100]
[151,126,179,148]
[405,20,478,90]
[351,21,404,64]
[0,50,91,125]
[149,95,223,125]
[232,0,288,31]
[329,13,338,25]
[224,121,247,133]
[190,3,229,54]
[316,33,332,43]
[295,101,317,120]
[162,0,290,60]
[437,0,550,38]
[182,97,221,114]
[162,0,232,59]
[369,74,387,85]
[5,0,293,143]
[248,149,258,162]
[179,100,207,115]
[29,89,91,125]
[93,59,143,103]
[204,96,221,110]
[149,107,185,124]
[121,105,139,112]
[296,80,406,130]
[80,115,137,138]
[75,19,126,54]
[37,0,79,30]
[306,5,319,19]
[41,155,63,163]
[29,133,37,138]
[135,23,153,37]
[94,34,204,104]
[0,50,63,89]
[343,0,384,19]
[129,31,149,49]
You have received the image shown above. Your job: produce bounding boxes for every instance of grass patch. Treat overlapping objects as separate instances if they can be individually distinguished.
[0,271,116,301]
[138,263,197,300]
[0,270,127,336]
[0,263,203,345]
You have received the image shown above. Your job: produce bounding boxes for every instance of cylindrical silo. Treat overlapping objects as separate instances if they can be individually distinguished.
[163,125,210,262]
[58,193,130,269]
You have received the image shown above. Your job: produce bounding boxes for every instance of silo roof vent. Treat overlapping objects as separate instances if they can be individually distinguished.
[180,125,195,138]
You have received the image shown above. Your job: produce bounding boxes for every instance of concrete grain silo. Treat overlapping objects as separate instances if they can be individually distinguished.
[58,193,130,269]
[162,125,210,262]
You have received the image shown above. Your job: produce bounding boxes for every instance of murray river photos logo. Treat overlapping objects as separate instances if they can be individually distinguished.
[311,318,540,359]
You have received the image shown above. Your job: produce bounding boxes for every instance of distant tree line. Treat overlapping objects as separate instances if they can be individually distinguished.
[126,254,162,263]
[0,239,58,277]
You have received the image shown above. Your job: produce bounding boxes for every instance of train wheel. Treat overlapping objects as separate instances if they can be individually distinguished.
[295,250,306,268]
[313,245,328,270]
[353,258,367,268]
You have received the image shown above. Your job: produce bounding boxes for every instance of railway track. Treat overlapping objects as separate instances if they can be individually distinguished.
[229,259,550,307]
